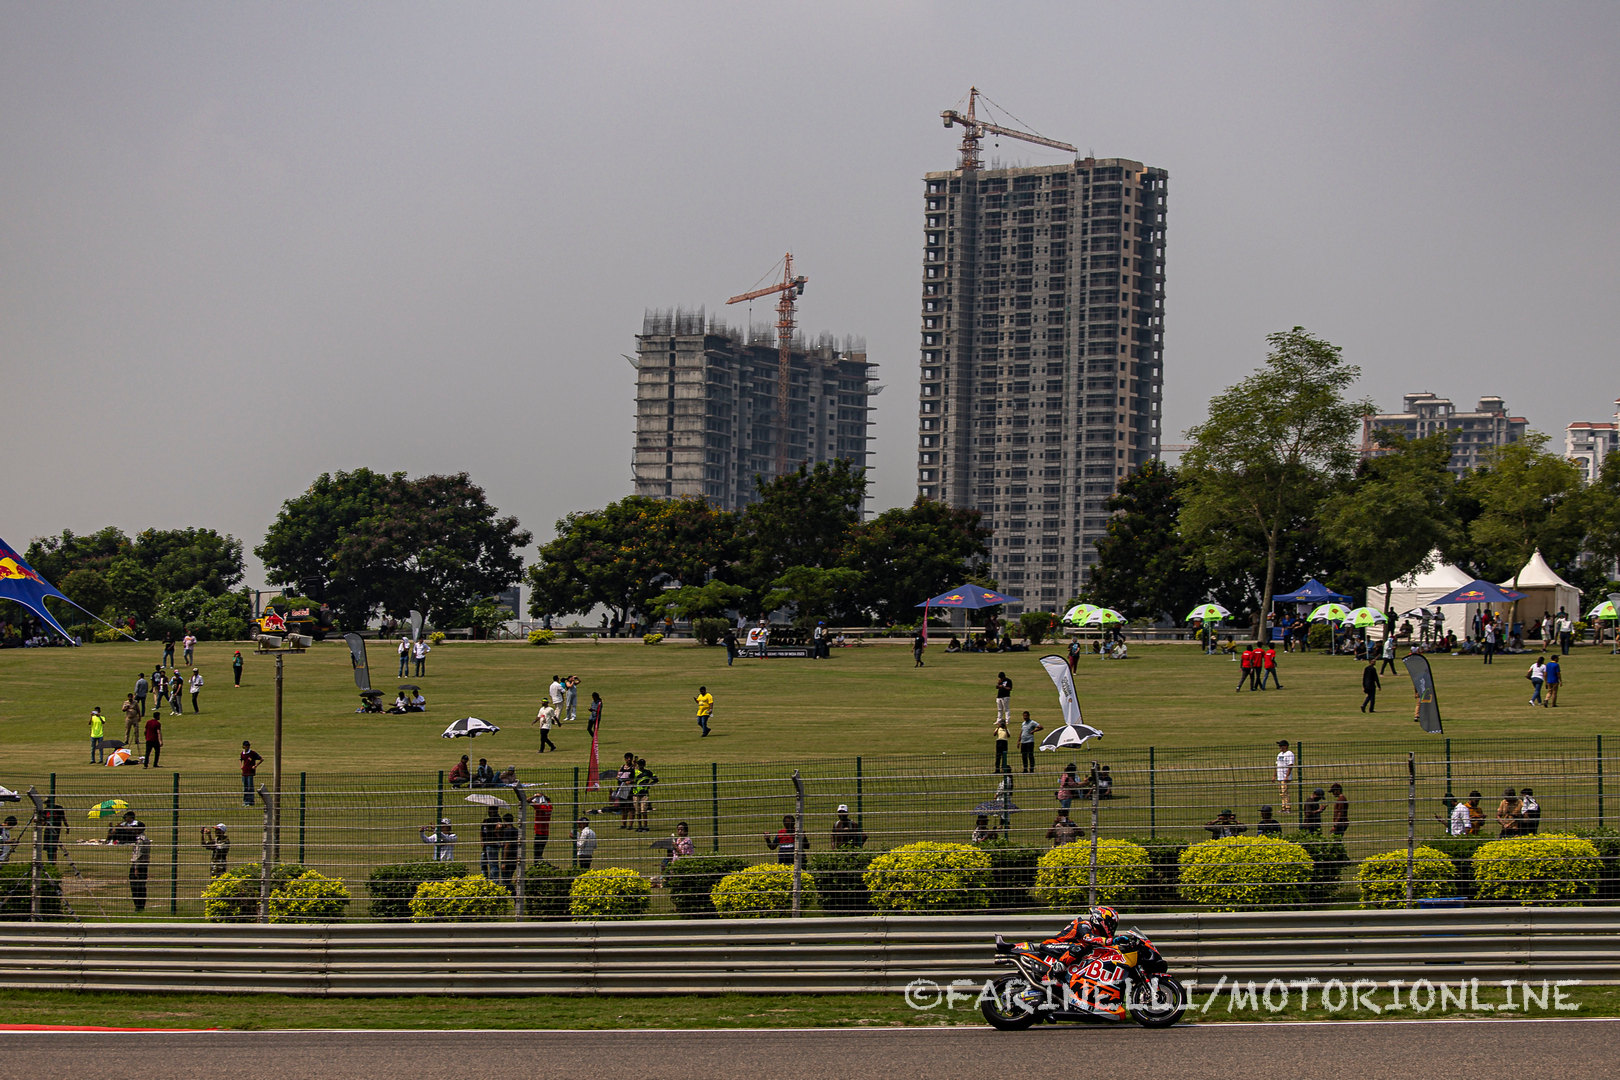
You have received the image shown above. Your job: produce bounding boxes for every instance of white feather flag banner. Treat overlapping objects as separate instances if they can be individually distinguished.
[1038,654,1103,751]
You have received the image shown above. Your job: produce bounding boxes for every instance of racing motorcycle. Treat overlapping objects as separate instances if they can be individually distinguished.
[980,930,1188,1030]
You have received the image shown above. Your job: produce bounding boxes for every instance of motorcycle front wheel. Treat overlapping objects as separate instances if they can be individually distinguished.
[1129,974,1188,1028]
[980,974,1040,1031]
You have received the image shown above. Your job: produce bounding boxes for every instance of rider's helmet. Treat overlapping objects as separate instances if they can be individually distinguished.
[1088,905,1119,939]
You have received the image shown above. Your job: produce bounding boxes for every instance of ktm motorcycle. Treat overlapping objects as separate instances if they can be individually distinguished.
[981,930,1188,1030]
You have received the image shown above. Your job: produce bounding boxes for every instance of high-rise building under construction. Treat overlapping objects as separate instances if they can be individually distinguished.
[632,309,875,511]
[915,157,1167,612]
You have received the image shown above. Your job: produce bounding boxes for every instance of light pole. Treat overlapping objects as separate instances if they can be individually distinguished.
[255,633,309,861]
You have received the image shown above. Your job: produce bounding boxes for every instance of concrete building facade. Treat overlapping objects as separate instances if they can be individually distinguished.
[914,158,1167,611]
[1566,400,1620,483]
[1361,393,1528,477]
[632,309,875,511]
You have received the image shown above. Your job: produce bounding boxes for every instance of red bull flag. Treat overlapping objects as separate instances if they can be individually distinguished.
[0,535,80,642]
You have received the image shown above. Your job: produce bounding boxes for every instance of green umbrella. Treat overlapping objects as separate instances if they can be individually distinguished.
[87,798,129,820]
[1345,606,1386,628]
[1062,603,1097,626]
[1309,603,1351,623]
[1186,603,1230,622]
[1587,600,1616,621]
[1083,608,1126,626]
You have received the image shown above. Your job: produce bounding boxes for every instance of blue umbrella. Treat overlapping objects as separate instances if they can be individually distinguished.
[916,585,1022,609]
[1429,580,1525,606]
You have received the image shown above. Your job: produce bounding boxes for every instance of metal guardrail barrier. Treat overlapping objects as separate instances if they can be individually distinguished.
[1,907,1616,995]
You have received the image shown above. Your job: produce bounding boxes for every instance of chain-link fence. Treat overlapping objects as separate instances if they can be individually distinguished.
[5,735,1616,920]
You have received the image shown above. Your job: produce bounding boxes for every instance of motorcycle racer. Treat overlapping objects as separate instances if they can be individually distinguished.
[1035,906,1126,1017]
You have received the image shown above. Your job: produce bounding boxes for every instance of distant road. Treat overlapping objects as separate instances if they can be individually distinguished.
[4,1020,1616,1080]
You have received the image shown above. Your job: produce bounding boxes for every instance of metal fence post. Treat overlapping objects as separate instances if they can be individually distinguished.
[170,772,180,915]
[436,769,444,830]
[26,787,43,920]
[791,770,805,918]
[571,766,580,867]
[49,773,55,797]
[1148,746,1156,839]
[257,784,273,923]
[1444,738,1452,798]
[1599,735,1605,829]
[1088,760,1100,908]
[856,756,864,827]
[1295,741,1305,824]
[1405,752,1416,906]
[299,772,307,865]
[711,762,720,853]
[513,783,527,918]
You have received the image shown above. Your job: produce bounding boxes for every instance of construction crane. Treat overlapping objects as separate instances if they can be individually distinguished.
[726,253,807,478]
[941,87,1076,171]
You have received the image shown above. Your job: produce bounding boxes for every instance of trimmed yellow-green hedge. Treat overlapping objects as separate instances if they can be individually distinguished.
[1473,833,1602,905]
[1354,846,1457,909]
[864,842,992,912]
[268,870,351,923]
[409,874,513,922]
[569,867,652,920]
[1033,838,1153,909]
[1178,836,1311,911]
[710,863,813,918]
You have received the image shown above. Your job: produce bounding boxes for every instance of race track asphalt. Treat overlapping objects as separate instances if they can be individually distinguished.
[2,1019,1614,1080]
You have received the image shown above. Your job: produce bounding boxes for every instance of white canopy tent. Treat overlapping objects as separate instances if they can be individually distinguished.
[1368,555,1474,635]
[1499,550,1582,632]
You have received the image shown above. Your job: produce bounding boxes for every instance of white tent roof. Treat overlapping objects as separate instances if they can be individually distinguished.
[1369,554,1475,630]
[1499,550,1581,627]
[1500,550,1578,593]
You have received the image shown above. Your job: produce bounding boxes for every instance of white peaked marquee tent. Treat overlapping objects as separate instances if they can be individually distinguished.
[1369,554,1474,629]
[1499,550,1582,628]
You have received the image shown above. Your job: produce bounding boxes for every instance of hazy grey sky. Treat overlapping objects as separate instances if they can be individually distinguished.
[4,2,1617,588]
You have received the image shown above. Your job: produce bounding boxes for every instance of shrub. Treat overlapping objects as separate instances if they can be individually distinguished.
[1473,833,1602,905]
[428,631,447,645]
[527,629,555,646]
[972,840,1041,912]
[1426,836,1489,899]
[1281,831,1349,903]
[1113,836,1187,910]
[1034,838,1153,909]
[569,867,652,920]
[1018,611,1058,646]
[864,842,992,913]
[642,632,664,646]
[92,624,128,643]
[691,618,729,646]
[711,863,811,918]
[1178,837,1311,911]
[366,861,472,920]
[808,849,876,914]
[1572,828,1620,901]
[268,870,351,923]
[523,861,577,919]
[1355,846,1458,908]
[0,862,65,920]
[201,862,311,922]
[665,854,750,918]
[409,874,513,922]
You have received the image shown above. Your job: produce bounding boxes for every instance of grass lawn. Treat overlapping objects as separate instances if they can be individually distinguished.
[2,637,1617,919]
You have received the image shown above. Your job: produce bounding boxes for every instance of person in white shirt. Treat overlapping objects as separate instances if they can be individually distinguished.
[0,816,16,863]
[533,702,558,753]
[1447,796,1471,836]
[1275,739,1295,813]
[548,676,566,719]
[398,637,411,678]
[420,819,456,861]
[412,639,430,677]
[574,818,597,870]
[188,668,204,713]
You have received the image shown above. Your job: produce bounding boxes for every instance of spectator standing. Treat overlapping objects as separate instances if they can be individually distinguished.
[0,817,15,863]
[232,650,243,688]
[498,814,520,888]
[1544,656,1562,707]
[1261,644,1282,689]
[397,637,411,679]
[1205,809,1247,838]
[152,665,169,713]
[1519,788,1541,833]
[1275,740,1294,812]
[992,717,1011,774]
[1360,659,1381,713]
[189,668,204,713]
[143,713,163,769]
[1558,610,1574,656]
[240,741,262,806]
[529,793,552,863]
[659,821,695,880]
[533,702,558,753]
[128,824,151,913]
[831,804,866,849]
[565,676,579,723]
[548,676,566,719]
[1019,711,1042,773]
[1482,621,1496,664]
[1496,788,1521,837]
[1527,656,1547,706]
[995,672,1012,722]
[1301,788,1325,833]
[912,629,925,667]
[412,638,430,677]
[1329,783,1350,837]
[722,626,738,666]
[89,707,106,764]
[1045,811,1078,847]
[1443,795,1470,836]
[162,633,175,667]
[122,694,141,750]
[168,670,183,715]
[182,633,196,665]
[41,799,67,864]
[632,758,658,832]
[1236,645,1254,692]
[478,808,501,879]
[694,686,713,738]
[588,692,603,736]
[420,819,456,862]
[1256,805,1282,835]
[574,818,597,870]
[1465,790,1486,834]
[201,824,231,877]
[1379,635,1398,675]
[765,814,805,864]
[134,672,148,718]
[1056,763,1082,811]
[448,755,470,788]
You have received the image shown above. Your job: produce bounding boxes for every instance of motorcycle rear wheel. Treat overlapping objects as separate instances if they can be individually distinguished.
[980,974,1040,1031]
[1129,974,1187,1028]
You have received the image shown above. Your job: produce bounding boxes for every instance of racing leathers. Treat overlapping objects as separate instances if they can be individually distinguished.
[1037,916,1125,1017]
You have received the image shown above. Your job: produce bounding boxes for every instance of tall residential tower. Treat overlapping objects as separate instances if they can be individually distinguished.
[915,158,1167,611]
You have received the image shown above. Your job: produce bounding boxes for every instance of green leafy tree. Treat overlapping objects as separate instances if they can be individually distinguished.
[1179,328,1369,639]
[1086,461,1204,622]
[1464,433,1585,586]
[762,565,864,625]
[734,460,867,613]
[131,528,244,595]
[650,580,749,622]
[841,499,990,625]
[25,527,130,582]
[256,468,397,626]
[1578,451,1620,586]
[1319,431,1458,623]
[105,557,162,620]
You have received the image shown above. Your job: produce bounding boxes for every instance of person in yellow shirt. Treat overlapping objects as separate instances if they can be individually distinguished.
[694,686,714,738]
[89,707,106,764]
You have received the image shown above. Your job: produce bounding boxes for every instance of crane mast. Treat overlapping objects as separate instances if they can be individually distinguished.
[941,87,1077,170]
[726,253,808,479]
